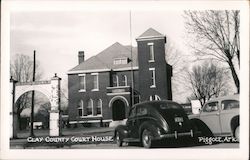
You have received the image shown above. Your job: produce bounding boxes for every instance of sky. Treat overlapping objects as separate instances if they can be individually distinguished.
[10,10,193,102]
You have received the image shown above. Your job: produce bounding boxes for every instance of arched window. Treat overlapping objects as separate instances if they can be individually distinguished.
[87,99,93,116]
[97,99,102,115]
[77,100,84,117]
[122,75,128,86]
[113,75,119,87]
[155,95,161,100]
[149,95,161,101]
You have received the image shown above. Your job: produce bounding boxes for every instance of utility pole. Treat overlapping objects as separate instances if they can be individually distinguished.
[129,11,134,107]
[30,50,36,137]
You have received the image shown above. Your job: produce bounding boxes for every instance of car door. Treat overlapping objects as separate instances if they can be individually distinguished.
[200,101,221,135]
[220,99,239,135]
[126,107,138,139]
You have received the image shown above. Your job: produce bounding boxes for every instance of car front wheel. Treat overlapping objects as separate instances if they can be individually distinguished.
[142,129,153,148]
[234,126,240,142]
[116,131,122,147]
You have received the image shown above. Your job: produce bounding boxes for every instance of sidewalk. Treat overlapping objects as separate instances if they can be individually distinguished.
[10,127,115,149]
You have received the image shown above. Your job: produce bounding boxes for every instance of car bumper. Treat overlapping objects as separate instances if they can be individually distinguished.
[157,130,201,139]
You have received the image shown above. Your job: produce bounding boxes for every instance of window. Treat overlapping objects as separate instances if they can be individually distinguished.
[137,107,147,116]
[91,73,99,91]
[149,68,156,88]
[87,99,93,115]
[113,75,119,87]
[222,100,239,110]
[114,58,128,65]
[148,43,154,62]
[77,100,84,117]
[79,74,86,91]
[134,95,140,104]
[149,95,161,101]
[129,107,136,118]
[122,75,127,86]
[96,99,102,115]
[203,102,219,112]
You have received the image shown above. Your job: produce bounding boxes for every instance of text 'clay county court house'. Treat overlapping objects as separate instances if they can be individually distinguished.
[67,28,173,127]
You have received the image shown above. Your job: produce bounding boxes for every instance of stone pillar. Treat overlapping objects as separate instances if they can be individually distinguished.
[10,77,18,139]
[49,74,61,136]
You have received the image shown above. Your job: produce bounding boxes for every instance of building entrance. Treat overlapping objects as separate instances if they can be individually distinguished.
[112,99,126,120]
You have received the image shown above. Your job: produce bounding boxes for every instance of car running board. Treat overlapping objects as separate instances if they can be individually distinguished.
[123,138,140,142]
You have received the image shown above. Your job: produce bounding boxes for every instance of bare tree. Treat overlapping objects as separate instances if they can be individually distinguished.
[184,10,240,93]
[10,54,43,130]
[165,39,192,102]
[187,62,229,106]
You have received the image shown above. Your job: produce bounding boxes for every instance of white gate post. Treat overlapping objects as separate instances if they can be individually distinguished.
[10,77,18,139]
[49,74,61,136]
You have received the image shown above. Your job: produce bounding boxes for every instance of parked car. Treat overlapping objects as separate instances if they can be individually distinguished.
[188,94,239,141]
[114,100,199,148]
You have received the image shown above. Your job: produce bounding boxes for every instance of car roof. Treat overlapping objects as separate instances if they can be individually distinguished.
[205,94,239,103]
[131,100,180,109]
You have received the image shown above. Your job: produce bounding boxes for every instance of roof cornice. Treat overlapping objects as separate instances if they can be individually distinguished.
[67,69,111,75]
[67,66,139,75]
[136,35,165,41]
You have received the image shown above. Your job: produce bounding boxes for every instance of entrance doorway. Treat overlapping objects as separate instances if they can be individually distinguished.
[112,99,126,120]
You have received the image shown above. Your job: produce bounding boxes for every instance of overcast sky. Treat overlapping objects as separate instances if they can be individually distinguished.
[10,10,192,102]
[10,11,186,77]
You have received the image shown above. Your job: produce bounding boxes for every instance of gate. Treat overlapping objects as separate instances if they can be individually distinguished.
[10,74,62,138]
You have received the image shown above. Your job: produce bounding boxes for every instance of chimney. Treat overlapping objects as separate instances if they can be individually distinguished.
[78,51,85,64]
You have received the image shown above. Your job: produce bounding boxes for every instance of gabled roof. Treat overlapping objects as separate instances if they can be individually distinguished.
[136,28,165,40]
[68,42,138,73]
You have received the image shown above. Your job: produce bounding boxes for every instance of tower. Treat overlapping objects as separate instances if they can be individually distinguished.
[136,28,172,101]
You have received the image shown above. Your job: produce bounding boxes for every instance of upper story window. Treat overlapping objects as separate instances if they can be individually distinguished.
[113,75,119,87]
[91,73,99,91]
[122,75,128,86]
[149,68,156,88]
[79,74,86,92]
[148,43,155,62]
[113,57,128,65]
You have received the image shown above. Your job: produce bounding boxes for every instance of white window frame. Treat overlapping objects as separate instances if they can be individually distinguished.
[122,75,128,86]
[148,42,155,62]
[113,75,119,87]
[77,100,84,116]
[155,95,161,100]
[91,73,99,91]
[149,68,156,88]
[78,74,86,92]
[96,99,103,116]
[149,95,161,101]
[114,57,128,65]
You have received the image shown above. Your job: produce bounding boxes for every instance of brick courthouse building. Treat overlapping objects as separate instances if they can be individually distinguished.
[67,28,173,126]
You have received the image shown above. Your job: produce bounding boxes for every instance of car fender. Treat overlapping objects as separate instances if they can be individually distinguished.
[139,121,161,140]
[230,115,239,135]
[114,125,129,139]
[189,118,213,136]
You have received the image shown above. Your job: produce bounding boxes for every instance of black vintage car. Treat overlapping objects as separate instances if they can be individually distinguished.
[114,100,198,148]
